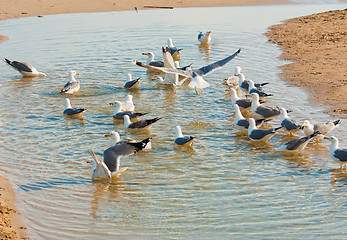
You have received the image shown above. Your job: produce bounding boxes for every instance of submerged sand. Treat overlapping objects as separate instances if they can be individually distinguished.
[265,9,347,118]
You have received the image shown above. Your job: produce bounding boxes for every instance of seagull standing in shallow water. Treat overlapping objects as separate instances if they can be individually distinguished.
[324,136,347,169]
[248,118,282,142]
[60,71,80,94]
[302,119,340,143]
[4,58,46,77]
[277,131,319,153]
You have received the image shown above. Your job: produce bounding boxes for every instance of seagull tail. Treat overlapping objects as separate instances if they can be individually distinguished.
[4,58,12,66]
[260,82,270,86]
[274,126,283,131]
[333,119,340,126]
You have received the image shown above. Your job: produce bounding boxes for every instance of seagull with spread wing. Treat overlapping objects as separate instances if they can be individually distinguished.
[134,47,241,95]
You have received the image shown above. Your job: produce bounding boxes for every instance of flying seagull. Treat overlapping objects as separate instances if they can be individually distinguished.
[134,47,241,95]
[4,58,46,77]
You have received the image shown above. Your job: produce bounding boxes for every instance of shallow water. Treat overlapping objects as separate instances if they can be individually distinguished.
[1,4,346,239]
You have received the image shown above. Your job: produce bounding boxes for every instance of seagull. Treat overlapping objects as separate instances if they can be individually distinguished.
[233,104,270,133]
[4,58,46,77]
[63,98,86,117]
[247,80,273,97]
[142,52,164,67]
[324,136,347,169]
[229,88,263,111]
[134,47,241,95]
[277,106,302,135]
[124,115,161,130]
[174,126,196,147]
[124,73,140,89]
[277,131,319,153]
[120,95,135,112]
[167,38,182,57]
[198,31,211,44]
[88,137,152,178]
[301,119,340,142]
[60,71,80,94]
[235,67,268,92]
[104,131,152,149]
[250,93,280,119]
[112,101,147,120]
[223,75,239,89]
[248,118,282,142]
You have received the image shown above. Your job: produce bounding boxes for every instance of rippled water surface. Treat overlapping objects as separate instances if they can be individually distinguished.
[1,4,346,239]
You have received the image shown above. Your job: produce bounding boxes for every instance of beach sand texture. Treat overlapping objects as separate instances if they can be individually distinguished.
[265,9,347,117]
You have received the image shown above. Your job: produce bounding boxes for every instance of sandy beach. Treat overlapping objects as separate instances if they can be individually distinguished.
[1,0,347,238]
[265,9,347,117]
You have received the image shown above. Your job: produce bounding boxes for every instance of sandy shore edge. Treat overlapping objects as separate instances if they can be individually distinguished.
[265,9,347,118]
[0,176,27,239]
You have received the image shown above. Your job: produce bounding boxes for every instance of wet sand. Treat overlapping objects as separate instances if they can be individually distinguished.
[265,9,347,118]
[0,176,26,239]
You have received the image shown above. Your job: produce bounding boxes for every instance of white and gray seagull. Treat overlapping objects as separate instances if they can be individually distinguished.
[277,106,302,135]
[124,73,141,89]
[4,58,47,77]
[88,137,152,178]
[324,136,347,169]
[198,31,212,44]
[63,98,86,117]
[124,115,161,130]
[302,119,340,143]
[60,71,80,94]
[248,118,282,142]
[174,126,196,147]
[277,131,319,153]
[142,52,164,67]
[250,93,280,120]
[233,104,270,134]
[134,47,241,95]
[111,101,147,120]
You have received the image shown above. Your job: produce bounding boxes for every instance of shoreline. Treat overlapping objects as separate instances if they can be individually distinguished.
[0,176,27,239]
[0,0,291,21]
[265,9,347,118]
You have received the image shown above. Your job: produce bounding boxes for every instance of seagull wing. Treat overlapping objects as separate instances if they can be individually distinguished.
[162,46,175,69]
[5,59,34,72]
[194,48,241,76]
[134,60,192,78]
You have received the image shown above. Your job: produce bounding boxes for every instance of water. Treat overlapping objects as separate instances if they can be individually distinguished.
[1,3,347,239]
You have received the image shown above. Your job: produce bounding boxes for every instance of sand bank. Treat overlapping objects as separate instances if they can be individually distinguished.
[265,9,347,118]
[0,0,290,21]
[0,176,26,239]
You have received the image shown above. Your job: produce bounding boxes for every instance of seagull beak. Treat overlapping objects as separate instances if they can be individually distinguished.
[276,106,279,109]
[243,80,247,82]
[86,160,91,164]
[104,134,110,137]
[234,74,237,76]
[109,102,114,106]
[225,89,230,92]
[142,53,147,55]
[245,94,250,98]
[301,123,306,129]
[241,68,244,70]
[208,31,211,33]
[76,73,80,75]
[323,136,329,140]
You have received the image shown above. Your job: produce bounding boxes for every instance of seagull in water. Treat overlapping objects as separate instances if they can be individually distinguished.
[167,38,182,57]
[63,98,86,117]
[142,52,164,67]
[134,47,241,95]
[104,131,151,149]
[4,58,47,77]
[120,95,135,112]
[124,73,140,89]
[277,131,319,153]
[229,88,263,111]
[88,137,152,178]
[247,80,273,97]
[250,93,280,119]
[277,106,302,135]
[198,31,211,44]
[301,119,340,143]
[174,126,196,147]
[324,136,347,169]
[124,115,161,130]
[235,67,269,92]
[248,118,282,142]
[60,71,80,94]
[111,101,147,120]
[233,104,270,134]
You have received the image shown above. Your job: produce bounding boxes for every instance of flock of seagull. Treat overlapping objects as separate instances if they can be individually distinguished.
[4,30,347,179]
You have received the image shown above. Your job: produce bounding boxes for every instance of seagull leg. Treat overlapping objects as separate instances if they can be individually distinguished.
[195,87,199,95]
[200,89,203,95]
